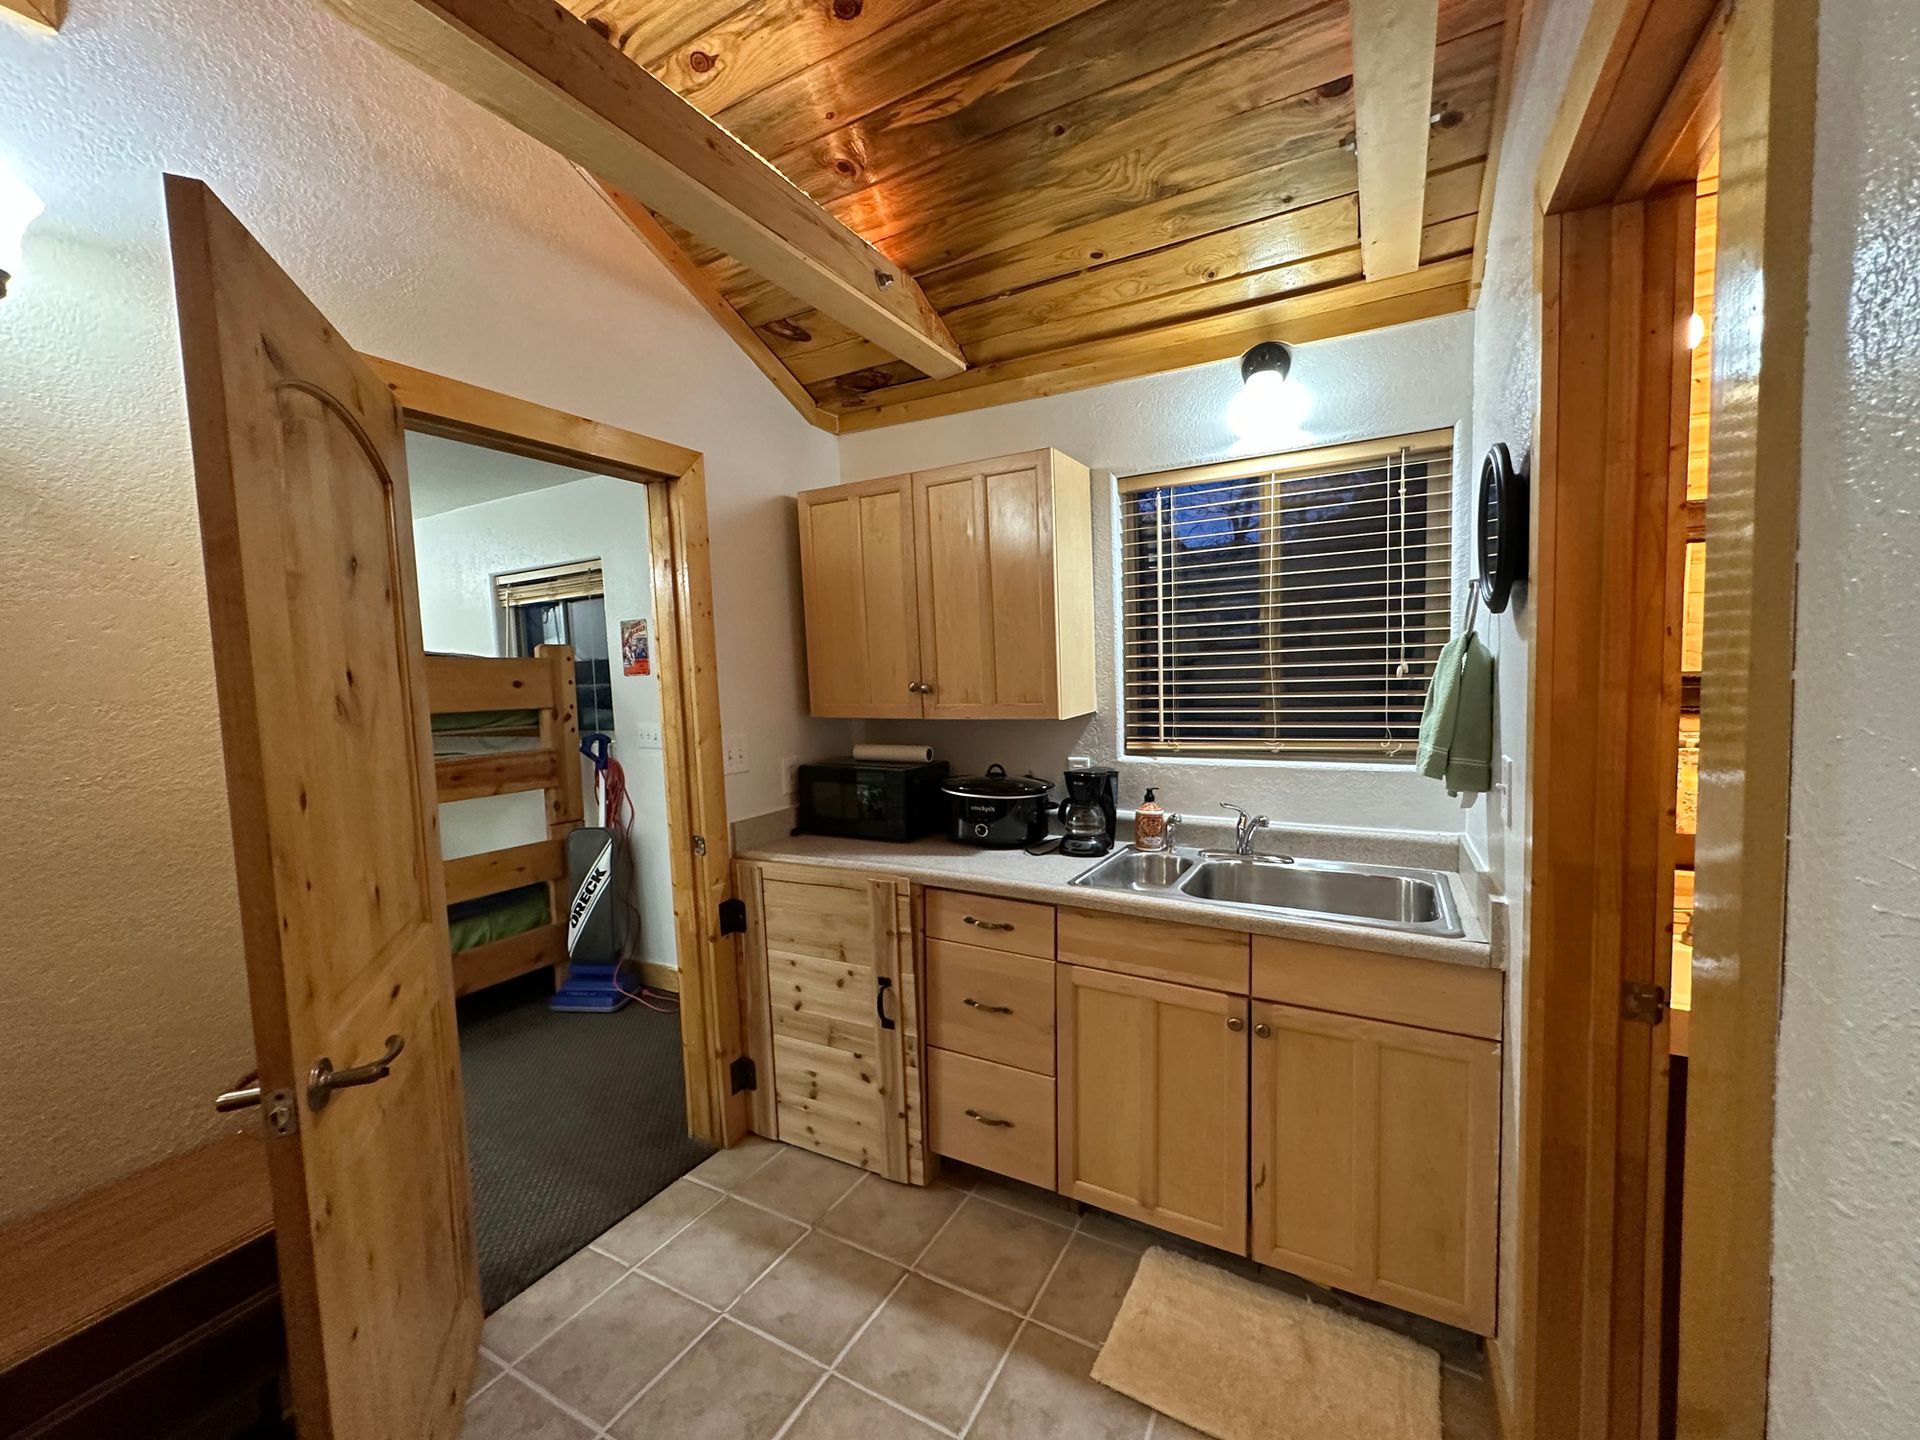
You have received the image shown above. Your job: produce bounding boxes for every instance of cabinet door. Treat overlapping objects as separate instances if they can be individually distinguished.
[1250,1003,1500,1333]
[1057,965,1248,1250]
[797,477,923,718]
[911,455,1061,719]
[743,861,927,1183]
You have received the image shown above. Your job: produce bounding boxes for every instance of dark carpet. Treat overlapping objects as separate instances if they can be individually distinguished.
[457,972,715,1313]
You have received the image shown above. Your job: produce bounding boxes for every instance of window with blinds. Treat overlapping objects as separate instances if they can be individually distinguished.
[1120,430,1456,761]
[494,561,615,734]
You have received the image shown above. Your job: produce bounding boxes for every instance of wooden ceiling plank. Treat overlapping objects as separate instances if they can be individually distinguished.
[1426,159,1487,224]
[324,0,967,377]
[1469,0,1525,297]
[648,0,942,123]
[828,260,1473,429]
[1350,0,1440,279]
[945,213,1476,369]
[710,0,1111,158]
[1617,3,1725,198]
[830,7,1354,267]
[587,179,837,433]
[943,196,1361,350]
[770,0,1328,205]
[564,0,749,68]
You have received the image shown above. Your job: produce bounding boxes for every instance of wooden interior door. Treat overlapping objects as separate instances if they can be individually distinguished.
[911,453,1058,719]
[167,176,480,1438]
[796,476,923,718]
[753,861,926,1182]
[1251,1002,1500,1333]
[1056,966,1248,1250]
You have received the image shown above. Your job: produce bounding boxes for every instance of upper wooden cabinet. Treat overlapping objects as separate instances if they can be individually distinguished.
[796,449,1095,719]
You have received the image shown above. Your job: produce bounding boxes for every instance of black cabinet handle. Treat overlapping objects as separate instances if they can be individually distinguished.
[964,916,1015,931]
[875,976,896,1031]
[963,997,1013,1015]
[965,1109,1013,1128]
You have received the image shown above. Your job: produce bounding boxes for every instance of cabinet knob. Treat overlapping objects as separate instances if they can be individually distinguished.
[907,681,936,694]
[1254,1023,1272,1039]
[1226,1015,1244,1033]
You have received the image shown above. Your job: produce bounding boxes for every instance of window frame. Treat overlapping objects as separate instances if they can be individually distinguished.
[1115,427,1460,765]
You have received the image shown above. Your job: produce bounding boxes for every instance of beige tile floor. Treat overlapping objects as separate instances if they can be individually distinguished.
[464,1138,1496,1440]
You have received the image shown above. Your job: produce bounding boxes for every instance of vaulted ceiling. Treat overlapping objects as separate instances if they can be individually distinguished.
[334,0,1518,430]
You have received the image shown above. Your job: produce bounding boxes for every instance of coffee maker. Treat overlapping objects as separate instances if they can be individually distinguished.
[1058,767,1120,856]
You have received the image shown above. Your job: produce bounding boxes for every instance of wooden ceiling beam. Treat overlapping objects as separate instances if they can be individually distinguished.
[1350,0,1440,279]
[323,0,968,378]
[0,0,64,33]
[586,179,838,434]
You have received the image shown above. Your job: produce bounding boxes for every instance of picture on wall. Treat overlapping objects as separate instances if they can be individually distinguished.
[621,618,650,676]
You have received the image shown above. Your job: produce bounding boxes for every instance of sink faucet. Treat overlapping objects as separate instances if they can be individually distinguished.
[1220,802,1271,855]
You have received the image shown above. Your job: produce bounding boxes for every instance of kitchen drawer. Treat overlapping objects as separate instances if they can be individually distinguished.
[925,888,1056,959]
[925,938,1055,1074]
[1251,936,1502,1040]
[928,1047,1056,1189]
[1058,906,1250,994]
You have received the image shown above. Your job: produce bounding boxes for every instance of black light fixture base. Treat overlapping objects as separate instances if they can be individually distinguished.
[1239,341,1292,385]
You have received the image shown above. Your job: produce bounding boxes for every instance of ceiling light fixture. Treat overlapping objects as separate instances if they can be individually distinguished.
[1229,341,1309,441]
[0,158,45,300]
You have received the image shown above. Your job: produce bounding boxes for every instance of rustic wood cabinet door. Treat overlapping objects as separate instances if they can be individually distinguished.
[1056,965,1248,1251]
[1250,1002,1500,1333]
[744,862,927,1183]
[912,453,1084,719]
[167,176,479,1438]
[796,477,923,718]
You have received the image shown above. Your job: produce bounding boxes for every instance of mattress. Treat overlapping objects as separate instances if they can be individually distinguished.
[432,709,543,760]
[447,884,551,955]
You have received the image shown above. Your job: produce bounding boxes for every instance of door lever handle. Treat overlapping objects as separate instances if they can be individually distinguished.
[307,1034,404,1110]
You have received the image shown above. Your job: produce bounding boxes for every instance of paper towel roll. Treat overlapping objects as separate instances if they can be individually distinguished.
[852,743,936,764]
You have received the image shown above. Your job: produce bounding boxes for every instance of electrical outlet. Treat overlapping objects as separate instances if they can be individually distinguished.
[1067,753,1093,770]
[628,722,662,749]
[725,741,750,775]
[1499,755,1515,826]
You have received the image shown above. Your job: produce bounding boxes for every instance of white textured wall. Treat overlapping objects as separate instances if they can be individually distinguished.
[0,0,839,1223]
[1460,0,1597,1400]
[413,473,680,976]
[836,314,1478,835]
[1770,0,1920,1429]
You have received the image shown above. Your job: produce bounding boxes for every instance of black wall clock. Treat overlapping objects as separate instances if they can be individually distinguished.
[1475,442,1528,614]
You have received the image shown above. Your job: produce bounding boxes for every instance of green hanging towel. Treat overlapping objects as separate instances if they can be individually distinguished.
[1417,630,1495,795]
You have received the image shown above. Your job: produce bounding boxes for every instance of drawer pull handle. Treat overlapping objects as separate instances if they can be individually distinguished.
[964,916,1015,931]
[963,997,1013,1014]
[964,1109,1014,1128]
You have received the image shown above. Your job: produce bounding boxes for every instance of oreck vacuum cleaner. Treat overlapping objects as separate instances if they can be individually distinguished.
[550,733,633,1014]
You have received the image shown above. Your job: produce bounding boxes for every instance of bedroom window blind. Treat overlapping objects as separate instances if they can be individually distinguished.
[1119,430,1456,761]
[493,561,604,609]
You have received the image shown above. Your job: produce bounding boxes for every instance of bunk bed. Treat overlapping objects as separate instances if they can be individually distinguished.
[426,644,583,997]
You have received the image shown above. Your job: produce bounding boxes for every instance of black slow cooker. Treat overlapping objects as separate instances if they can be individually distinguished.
[942,765,1054,847]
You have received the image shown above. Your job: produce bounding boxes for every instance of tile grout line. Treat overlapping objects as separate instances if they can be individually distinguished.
[956,1204,1080,1440]
[590,1310,728,1439]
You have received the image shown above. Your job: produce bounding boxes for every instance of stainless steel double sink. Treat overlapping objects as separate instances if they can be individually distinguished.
[1068,847,1464,937]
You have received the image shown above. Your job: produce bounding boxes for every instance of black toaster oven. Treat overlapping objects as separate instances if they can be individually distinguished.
[794,759,950,842]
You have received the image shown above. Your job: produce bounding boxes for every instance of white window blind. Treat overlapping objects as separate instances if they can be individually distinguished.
[1120,430,1455,761]
[493,560,604,609]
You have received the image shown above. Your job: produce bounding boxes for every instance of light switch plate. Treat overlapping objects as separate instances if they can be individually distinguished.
[725,742,749,775]
[627,722,662,749]
[1067,754,1093,770]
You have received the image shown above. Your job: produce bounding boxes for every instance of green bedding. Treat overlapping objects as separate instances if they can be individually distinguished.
[447,885,550,955]
[432,709,540,735]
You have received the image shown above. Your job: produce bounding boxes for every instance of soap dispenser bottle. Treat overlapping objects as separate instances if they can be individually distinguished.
[1133,788,1168,851]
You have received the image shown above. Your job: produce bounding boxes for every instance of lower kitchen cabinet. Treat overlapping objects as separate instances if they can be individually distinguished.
[1250,1001,1501,1333]
[735,860,927,1184]
[1056,965,1249,1252]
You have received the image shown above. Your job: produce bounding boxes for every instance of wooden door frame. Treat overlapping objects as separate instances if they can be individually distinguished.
[365,358,749,1148]
[1511,0,1816,1435]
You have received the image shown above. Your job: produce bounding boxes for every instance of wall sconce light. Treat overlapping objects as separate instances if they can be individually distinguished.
[0,160,46,299]
[1230,341,1308,440]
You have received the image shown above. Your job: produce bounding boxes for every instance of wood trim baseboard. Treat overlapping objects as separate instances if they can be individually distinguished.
[638,961,681,994]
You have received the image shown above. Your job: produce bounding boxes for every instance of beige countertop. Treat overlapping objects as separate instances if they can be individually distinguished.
[734,830,1496,970]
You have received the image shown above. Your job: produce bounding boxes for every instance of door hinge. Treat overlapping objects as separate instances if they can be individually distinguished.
[1622,981,1668,1025]
[729,1055,757,1093]
[718,897,747,935]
